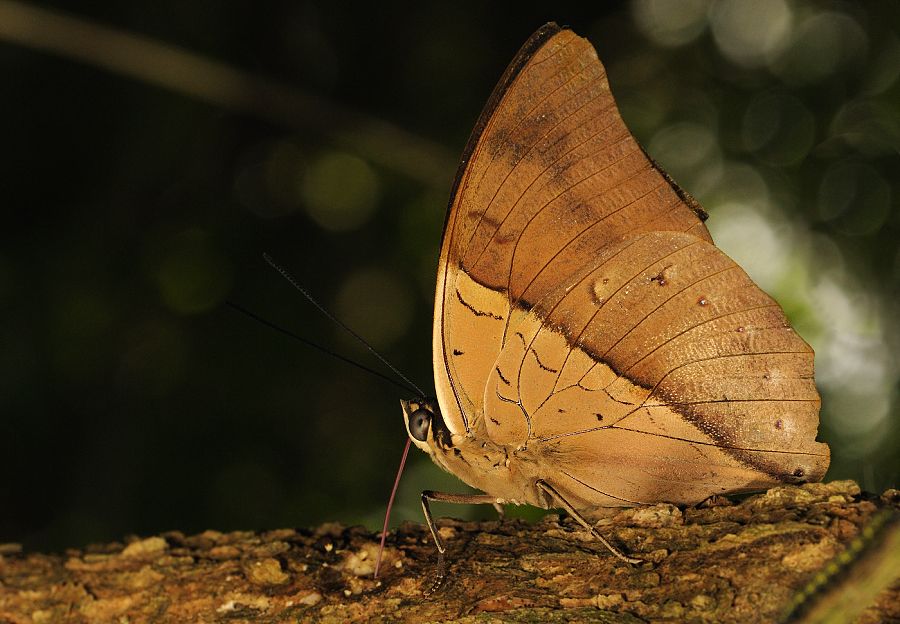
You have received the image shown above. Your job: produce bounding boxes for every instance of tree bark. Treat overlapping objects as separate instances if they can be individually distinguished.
[1,480,898,623]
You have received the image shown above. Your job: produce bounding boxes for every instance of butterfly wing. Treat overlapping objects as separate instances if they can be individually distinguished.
[433,24,829,507]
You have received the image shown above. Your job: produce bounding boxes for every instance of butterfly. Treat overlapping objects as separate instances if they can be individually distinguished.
[398,22,830,588]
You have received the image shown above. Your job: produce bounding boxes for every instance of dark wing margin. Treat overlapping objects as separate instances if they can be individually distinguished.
[439,22,564,248]
[638,146,709,222]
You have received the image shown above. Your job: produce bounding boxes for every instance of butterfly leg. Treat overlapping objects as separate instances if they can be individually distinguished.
[420,490,505,594]
[535,480,641,565]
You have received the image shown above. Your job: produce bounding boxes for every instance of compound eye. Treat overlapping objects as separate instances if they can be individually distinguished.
[408,408,431,442]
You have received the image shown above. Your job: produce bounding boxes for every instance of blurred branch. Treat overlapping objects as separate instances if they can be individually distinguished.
[0,0,457,187]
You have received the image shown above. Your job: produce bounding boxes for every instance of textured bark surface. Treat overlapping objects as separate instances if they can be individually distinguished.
[1,480,898,623]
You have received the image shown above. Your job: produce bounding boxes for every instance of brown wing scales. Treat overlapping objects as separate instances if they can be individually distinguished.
[436,24,829,508]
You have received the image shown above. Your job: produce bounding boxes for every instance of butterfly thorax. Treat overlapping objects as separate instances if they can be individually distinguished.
[402,398,543,507]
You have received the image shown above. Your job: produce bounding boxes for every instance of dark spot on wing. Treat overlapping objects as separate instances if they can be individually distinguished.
[456,288,504,320]
[530,348,558,373]
[650,267,670,286]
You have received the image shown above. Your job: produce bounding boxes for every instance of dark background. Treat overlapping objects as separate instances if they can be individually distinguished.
[2,0,898,553]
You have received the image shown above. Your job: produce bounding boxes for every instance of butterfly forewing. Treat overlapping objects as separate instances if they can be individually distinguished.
[432,24,829,509]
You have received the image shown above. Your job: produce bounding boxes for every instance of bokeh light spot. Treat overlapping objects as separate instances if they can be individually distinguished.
[812,280,891,393]
[742,92,815,166]
[155,229,232,315]
[234,141,306,219]
[830,100,900,156]
[265,141,306,212]
[709,0,792,68]
[862,32,900,96]
[774,11,868,86]
[818,161,891,236]
[631,0,710,48]
[708,203,787,296]
[701,161,770,214]
[335,267,414,351]
[648,121,721,192]
[302,151,381,231]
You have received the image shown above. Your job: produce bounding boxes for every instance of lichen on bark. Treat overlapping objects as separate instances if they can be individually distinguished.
[1,480,898,623]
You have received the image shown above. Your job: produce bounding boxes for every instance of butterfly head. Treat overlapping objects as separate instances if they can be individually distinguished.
[401,397,453,454]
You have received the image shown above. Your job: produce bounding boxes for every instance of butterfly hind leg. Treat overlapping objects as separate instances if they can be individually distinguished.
[536,480,642,565]
[420,490,505,595]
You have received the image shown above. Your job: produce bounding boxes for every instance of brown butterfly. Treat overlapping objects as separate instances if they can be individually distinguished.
[399,22,830,587]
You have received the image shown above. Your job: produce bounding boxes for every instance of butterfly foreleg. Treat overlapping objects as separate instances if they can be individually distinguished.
[420,490,506,594]
[535,480,642,565]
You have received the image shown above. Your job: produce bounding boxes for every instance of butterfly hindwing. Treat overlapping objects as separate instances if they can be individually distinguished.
[431,24,829,508]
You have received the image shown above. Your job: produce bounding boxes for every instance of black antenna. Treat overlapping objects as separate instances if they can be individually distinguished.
[262,253,427,399]
[226,301,417,396]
